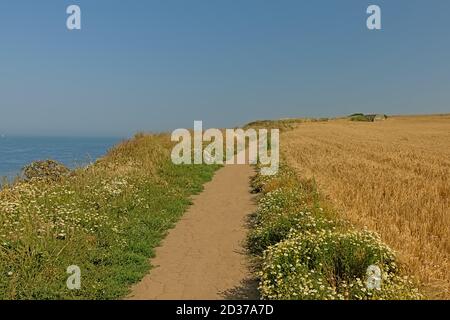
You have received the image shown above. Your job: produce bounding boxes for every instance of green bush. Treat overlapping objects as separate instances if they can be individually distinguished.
[349,113,364,117]
[248,167,340,254]
[249,211,337,254]
[350,115,371,122]
[248,184,339,254]
[250,164,297,194]
[259,229,422,300]
[22,160,70,181]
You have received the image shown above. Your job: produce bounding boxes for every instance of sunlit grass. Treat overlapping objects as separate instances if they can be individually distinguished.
[249,165,422,300]
[0,133,219,299]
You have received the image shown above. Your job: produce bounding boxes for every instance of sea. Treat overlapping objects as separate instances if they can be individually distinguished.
[0,136,123,181]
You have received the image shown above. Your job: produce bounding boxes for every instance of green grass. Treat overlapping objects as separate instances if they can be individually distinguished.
[0,134,220,299]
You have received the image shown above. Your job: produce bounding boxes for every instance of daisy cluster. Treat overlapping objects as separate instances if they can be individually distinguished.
[250,165,422,300]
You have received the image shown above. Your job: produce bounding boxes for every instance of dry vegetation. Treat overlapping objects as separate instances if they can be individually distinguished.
[282,115,450,299]
[249,166,421,300]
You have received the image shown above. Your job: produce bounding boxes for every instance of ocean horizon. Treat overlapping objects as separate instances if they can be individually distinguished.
[0,136,123,180]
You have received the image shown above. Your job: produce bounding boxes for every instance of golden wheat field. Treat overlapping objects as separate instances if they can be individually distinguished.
[282,115,450,299]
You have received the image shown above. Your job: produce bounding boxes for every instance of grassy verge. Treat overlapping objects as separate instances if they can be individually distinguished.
[248,165,422,300]
[0,133,219,299]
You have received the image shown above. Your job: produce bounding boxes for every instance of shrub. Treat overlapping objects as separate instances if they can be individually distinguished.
[349,113,364,117]
[250,165,298,194]
[248,166,340,254]
[350,115,371,122]
[249,210,338,254]
[22,160,70,181]
[253,188,304,221]
[259,229,422,300]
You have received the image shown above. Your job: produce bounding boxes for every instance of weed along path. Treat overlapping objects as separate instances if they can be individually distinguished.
[128,163,258,300]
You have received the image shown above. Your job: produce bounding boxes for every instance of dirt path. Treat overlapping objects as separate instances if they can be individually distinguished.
[128,163,258,300]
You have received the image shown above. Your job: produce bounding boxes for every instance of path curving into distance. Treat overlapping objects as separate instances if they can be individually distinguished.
[128,163,258,300]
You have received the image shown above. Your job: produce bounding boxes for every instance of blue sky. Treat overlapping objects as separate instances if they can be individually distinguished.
[0,0,449,136]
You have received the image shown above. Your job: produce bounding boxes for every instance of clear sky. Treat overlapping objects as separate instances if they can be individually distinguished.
[0,0,449,137]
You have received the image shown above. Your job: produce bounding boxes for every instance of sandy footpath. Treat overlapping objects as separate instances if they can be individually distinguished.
[128,163,257,300]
